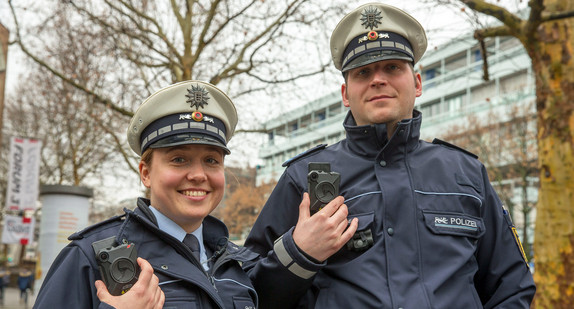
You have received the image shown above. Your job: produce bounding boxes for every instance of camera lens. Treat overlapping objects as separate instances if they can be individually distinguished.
[99,252,109,261]
[310,171,318,180]
[111,258,137,283]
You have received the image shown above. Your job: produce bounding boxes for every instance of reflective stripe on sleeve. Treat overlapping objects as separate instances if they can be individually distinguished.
[273,236,316,279]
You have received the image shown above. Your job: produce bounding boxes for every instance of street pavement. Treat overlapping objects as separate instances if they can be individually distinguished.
[0,287,36,309]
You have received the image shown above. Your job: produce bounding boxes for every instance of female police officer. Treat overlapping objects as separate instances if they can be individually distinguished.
[34,81,258,308]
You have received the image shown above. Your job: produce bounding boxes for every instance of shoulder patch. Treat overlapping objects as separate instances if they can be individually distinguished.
[432,138,478,159]
[282,144,327,167]
[68,214,125,241]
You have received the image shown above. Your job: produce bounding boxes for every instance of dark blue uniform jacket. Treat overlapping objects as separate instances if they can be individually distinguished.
[243,110,535,309]
[34,198,258,309]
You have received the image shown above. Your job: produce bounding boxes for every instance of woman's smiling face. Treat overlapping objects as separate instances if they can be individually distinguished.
[139,144,225,232]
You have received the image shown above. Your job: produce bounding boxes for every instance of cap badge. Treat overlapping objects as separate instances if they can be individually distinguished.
[358,32,390,44]
[192,111,203,121]
[186,84,210,110]
[361,6,382,30]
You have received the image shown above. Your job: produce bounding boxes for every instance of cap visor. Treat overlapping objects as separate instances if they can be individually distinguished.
[342,50,413,72]
[148,133,230,154]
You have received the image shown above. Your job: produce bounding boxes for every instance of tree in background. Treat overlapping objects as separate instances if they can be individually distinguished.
[4,0,350,205]
[215,166,274,238]
[7,0,347,133]
[441,100,538,261]
[0,8,139,214]
[434,1,574,306]
[222,183,275,237]
[221,180,275,239]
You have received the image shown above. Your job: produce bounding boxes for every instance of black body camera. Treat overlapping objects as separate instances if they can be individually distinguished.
[92,236,140,296]
[308,162,340,214]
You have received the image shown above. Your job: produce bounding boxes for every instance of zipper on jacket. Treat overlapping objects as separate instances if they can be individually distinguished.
[130,211,217,286]
[207,241,231,291]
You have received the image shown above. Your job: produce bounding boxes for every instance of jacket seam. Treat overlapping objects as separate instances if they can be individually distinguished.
[405,151,433,308]
[414,190,483,207]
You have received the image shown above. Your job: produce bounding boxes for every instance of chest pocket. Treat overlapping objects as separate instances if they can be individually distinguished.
[160,280,200,309]
[423,210,485,239]
[163,299,198,309]
[346,212,375,252]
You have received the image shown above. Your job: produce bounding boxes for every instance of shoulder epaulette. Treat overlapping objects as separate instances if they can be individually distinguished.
[282,144,327,167]
[68,214,126,240]
[432,138,478,159]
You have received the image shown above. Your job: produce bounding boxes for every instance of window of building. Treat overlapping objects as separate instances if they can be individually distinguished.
[300,115,311,129]
[268,131,274,145]
[425,68,436,80]
[419,99,441,118]
[289,121,298,134]
[471,81,495,106]
[446,95,463,115]
[445,54,466,72]
[328,103,342,116]
[499,71,528,95]
[424,68,436,89]
[499,37,520,51]
[473,49,482,71]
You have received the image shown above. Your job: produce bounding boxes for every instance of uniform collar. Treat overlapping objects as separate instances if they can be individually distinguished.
[128,198,230,254]
[148,206,209,270]
[343,110,422,160]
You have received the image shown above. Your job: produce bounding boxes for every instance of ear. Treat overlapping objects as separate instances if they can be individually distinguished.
[415,72,422,97]
[341,83,350,107]
[139,161,151,188]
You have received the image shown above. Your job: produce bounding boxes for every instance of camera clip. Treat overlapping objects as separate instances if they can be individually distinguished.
[346,229,374,252]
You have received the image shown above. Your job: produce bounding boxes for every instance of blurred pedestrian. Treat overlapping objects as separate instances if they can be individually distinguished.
[18,268,33,305]
[0,267,9,304]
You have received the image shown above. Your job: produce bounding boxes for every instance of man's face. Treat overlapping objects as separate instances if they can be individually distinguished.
[139,144,225,233]
[342,59,422,131]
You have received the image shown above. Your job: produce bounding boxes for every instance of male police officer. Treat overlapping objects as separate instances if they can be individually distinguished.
[243,3,536,308]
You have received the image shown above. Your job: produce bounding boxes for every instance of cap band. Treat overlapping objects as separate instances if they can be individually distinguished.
[341,31,414,71]
[148,133,230,154]
[343,50,413,73]
[140,113,227,154]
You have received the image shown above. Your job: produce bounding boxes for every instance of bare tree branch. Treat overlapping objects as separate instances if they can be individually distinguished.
[8,1,135,117]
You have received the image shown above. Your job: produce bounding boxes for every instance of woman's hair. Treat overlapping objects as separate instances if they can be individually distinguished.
[141,148,154,168]
[140,149,154,199]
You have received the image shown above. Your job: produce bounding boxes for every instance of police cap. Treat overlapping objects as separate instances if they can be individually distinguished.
[330,3,427,72]
[127,80,238,156]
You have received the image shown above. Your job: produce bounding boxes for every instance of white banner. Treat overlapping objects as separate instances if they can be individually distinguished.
[1,215,35,244]
[5,137,42,211]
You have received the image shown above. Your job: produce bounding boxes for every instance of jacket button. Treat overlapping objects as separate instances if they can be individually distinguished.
[161,265,168,270]
[387,228,394,236]
[379,160,387,167]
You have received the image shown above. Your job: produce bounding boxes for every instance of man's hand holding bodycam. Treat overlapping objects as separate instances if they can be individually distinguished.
[292,192,358,262]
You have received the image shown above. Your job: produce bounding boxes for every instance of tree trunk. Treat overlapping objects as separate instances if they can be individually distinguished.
[531,1,574,307]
